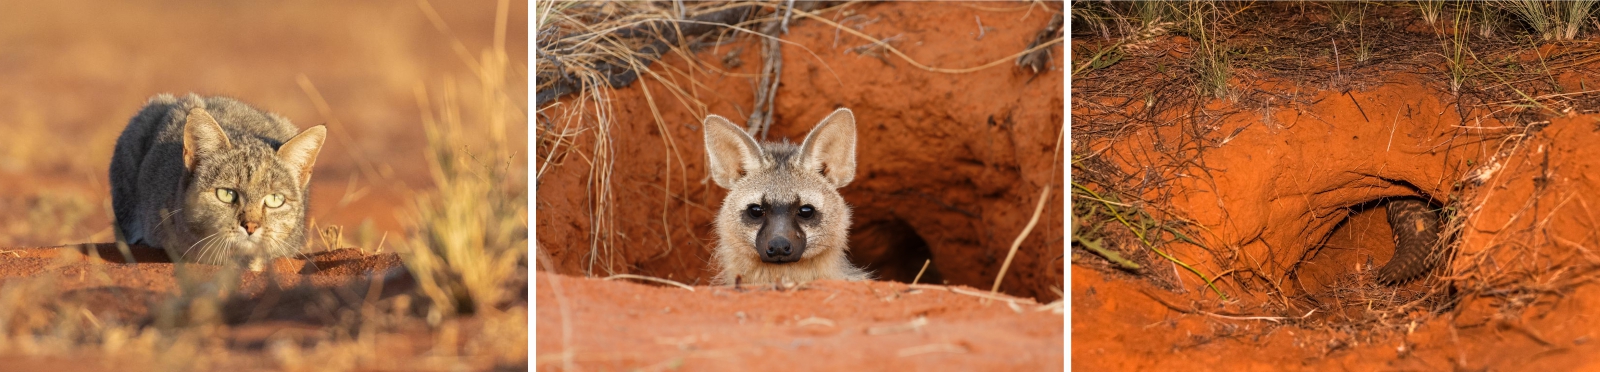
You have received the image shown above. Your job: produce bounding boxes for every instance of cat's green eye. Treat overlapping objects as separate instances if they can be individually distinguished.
[215,188,237,204]
[264,194,286,208]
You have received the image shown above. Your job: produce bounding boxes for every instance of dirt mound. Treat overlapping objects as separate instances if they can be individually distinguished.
[1071,2,1600,368]
[535,272,1061,370]
[1076,111,1600,369]
[0,244,408,315]
[0,243,530,370]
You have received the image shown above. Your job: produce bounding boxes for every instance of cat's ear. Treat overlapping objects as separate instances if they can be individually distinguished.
[278,125,327,188]
[183,107,232,170]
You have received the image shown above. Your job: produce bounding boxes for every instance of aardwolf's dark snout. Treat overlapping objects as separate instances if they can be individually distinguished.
[767,237,791,256]
[756,207,806,263]
[759,236,804,263]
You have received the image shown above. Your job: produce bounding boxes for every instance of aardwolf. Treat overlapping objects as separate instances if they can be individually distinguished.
[703,108,870,285]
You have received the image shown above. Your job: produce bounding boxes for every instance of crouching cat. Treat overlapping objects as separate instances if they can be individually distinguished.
[110,94,326,269]
[703,108,870,285]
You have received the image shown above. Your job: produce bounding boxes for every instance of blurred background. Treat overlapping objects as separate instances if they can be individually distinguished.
[0,0,529,248]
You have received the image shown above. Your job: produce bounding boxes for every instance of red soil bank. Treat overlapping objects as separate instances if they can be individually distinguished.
[1075,71,1600,369]
[536,2,1065,369]
[537,0,1064,302]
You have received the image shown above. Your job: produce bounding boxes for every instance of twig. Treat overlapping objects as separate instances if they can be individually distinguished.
[989,183,1052,298]
[989,125,1063,299]
[975,15,987,40]
[1346,91,1369,123]
[867,316,928,335]
[780,0,794,34]
[896,343,967,357]
[1476,88,1600,106]
[1074,182,1228,299]
[1386,107,1400,153]
[1138,288,1306,323]
[604,274,696,292]
[748,10,786,139]
[1017,13,1063,73]
[911,259,931,285]
[909,283,1039,305]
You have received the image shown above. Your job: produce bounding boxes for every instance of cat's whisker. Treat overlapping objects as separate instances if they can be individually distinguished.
[216,237,240,266]
[150,208,184,231]
[196,237,230,266]
[201,235,224,264]
[212,231,240,264]
[199,234,228,264]
[182,231,222,259]
[266,233,317,272]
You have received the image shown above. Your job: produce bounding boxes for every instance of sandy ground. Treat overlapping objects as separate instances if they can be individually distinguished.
[536,272,1061,370]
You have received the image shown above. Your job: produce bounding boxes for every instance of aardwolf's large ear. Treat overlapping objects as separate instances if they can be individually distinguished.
[703,114,764,189]
[799,108,857,188]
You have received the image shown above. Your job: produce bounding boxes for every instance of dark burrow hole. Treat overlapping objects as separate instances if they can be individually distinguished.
[847,217,943,284]
[1288,195,1443,322]
[1295,197,1402,291]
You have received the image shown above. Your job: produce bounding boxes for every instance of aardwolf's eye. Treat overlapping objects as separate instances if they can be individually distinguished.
[798,205,815,219]
[745,204,764,218]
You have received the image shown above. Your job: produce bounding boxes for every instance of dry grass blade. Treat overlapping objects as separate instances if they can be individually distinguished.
[990,124,1063,299]
[796,316,835,328]
[536,2,760,106]
[908,284,1040,305]
[866,316,928,335]
[990,184,1051,298]
[787,6,1064,74]
[603,274,695,291]
[911,259,931,285]
[536,1,850,277]
[537,1,741,277]
[896,343,968,357]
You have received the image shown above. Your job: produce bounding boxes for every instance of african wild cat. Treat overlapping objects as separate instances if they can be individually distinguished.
[110,93,326,269]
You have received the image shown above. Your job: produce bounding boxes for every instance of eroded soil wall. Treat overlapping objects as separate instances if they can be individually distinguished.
[537,2,1065,300]
[1082,77,1487,297]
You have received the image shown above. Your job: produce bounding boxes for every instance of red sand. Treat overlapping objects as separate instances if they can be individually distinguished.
[536,272,1061,370]
[1074,50,1600,371]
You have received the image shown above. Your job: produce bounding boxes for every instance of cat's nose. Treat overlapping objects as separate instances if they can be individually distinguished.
[242,221,259,234]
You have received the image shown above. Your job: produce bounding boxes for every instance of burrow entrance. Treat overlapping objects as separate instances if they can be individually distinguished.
[1287,193,1450,322]
[848,217,943,284]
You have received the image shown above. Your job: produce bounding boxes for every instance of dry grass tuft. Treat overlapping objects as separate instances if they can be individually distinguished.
[536,1,764,276]
[402,0,528,318]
